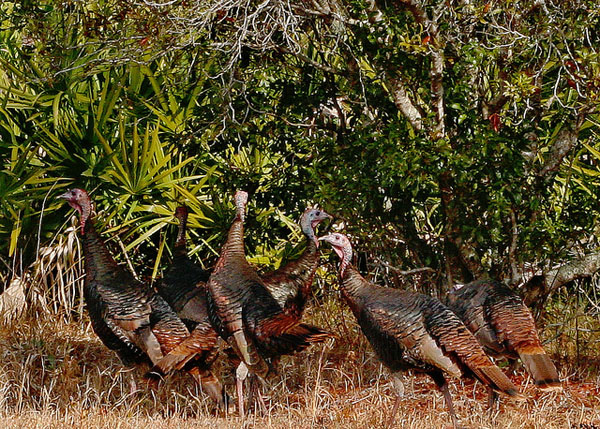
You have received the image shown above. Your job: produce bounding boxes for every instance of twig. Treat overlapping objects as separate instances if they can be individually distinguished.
[115,236,139,280]
[37,180,60,262]
[374,258,434,276]
[277,46,343,75]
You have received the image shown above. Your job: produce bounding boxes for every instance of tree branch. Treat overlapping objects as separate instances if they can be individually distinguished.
[538,125,579,180]
[522,251,600,307]
[306,0,427,132]
[385,76,424,131]
[390,0,445,137]
[374,258,434,276]
[430,49,445,138]
[508,207,520,284]
[545,251,600,293]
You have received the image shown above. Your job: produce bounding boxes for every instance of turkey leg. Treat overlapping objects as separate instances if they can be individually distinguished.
[385,372,405,429]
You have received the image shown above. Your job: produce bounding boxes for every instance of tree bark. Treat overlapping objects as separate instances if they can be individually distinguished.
[430,50,445,138]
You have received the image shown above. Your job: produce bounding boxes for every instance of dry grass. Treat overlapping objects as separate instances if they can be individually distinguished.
[0,298,599,429]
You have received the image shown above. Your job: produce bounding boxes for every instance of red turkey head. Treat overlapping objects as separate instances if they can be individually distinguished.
[301,208,332,247]
[319,233,353,277]
[58,188,91,233]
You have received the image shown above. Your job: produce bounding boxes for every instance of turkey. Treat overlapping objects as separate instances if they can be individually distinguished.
[152,205,229,409]
[156,206,210,321]
[447,279,561,396]
[58,189,221,405]
[319,233,524,428]
[261,207,332,321]
[206,191,331,415]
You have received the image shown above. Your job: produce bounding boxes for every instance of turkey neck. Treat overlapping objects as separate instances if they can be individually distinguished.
[174,212,188,258]
[220,214,246,261]
[298,236,319,275]
[77,197,92,234]
[283,233,318,281]
[339,265,370,306]
[81,219,120,282]
[295,215,319,276]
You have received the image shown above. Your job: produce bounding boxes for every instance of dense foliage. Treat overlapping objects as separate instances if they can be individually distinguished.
[0,0,599,315]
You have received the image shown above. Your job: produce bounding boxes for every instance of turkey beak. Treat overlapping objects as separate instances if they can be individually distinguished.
[311,212,333,230]
[58,190,80,212]
[58,191,71,200]
[318,235,342,260]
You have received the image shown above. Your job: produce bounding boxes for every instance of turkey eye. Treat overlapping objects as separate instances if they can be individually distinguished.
[316,211,321,216]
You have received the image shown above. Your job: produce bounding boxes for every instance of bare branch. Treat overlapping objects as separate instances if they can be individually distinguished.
[546,252,600,293]
[429,49,445,137]
[291,1,365,26]
[522,251,600,307]
[374,258,434,276]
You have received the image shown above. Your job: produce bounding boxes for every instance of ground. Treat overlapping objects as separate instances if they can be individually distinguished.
[1,302,598,429]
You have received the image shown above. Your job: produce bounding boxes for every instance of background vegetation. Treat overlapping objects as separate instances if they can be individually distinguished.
[0,0,599,426]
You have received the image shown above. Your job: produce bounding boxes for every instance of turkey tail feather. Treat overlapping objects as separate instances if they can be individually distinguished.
[475,365,526,400]
[151,349,194,375]
[262,323,332,356]
[293,323,332,344]
[519,351,562,391]
[150,328,218,374]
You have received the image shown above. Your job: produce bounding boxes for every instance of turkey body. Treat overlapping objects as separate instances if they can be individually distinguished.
[261,239,317,321]
[207,191,330,416]
[155,207,216,366]
[60,189,210,397]
[150,206,229,408]
[82,218,189,366]
[319,233,522,428]
[447,279,561,391]
[340,265,522,394]
[157,248,210,332]
[205,192,330,415]
[206,209,327,372]
[261,208,331,320]
[82,219,151,366]
[156,258,216,363]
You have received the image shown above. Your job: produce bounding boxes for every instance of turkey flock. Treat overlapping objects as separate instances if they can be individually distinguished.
[58,188,562,428]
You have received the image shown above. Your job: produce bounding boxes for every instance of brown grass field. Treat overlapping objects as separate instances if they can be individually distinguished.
[1,296,599,429]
